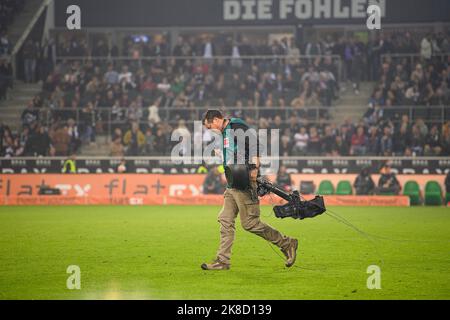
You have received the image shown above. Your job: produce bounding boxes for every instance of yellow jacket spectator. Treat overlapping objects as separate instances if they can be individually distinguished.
[62,155,77,173]
[197,165,208,174]
[123,122,146,156]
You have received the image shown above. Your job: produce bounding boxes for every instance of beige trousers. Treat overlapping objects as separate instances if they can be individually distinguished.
[216,186,291,264]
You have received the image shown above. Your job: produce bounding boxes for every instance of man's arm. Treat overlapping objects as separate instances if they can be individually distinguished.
[248,155,260,183]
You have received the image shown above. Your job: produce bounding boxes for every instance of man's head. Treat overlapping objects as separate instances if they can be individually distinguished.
[202,110,224,132]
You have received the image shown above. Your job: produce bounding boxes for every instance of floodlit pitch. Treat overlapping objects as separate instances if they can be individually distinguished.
[0,205,449,300]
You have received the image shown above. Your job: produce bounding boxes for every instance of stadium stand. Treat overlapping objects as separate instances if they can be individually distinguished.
[1,27,449,158]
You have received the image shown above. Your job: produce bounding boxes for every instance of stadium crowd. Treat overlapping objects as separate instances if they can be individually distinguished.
[1,29,450,158]
[362,31,450,156]
[368,31,450,108]
[2,104,450,157]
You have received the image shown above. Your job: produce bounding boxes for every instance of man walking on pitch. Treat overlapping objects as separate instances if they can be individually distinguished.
[201,110,298,270]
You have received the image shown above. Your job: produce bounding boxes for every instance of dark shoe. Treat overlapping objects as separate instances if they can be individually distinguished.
[284,239,298,268]
[201,260,230,270]
[280,238,296,259]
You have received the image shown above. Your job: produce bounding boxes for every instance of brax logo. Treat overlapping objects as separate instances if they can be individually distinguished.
[224,138,230,148]
[36,159,51,166]
[134,160,150,165]
[85,160,100,166]
[11,160,26,166]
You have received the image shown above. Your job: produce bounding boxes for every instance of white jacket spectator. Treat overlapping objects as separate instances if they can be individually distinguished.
[118,66,133,84]
[294,128,309,154]
[420,37,432,60]
[148,103,161,124]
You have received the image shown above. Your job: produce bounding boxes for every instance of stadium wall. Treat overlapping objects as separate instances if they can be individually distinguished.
[1,173,443,206]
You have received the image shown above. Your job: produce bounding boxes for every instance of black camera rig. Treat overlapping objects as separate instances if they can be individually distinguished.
[224,164,326,220]
[256,177,326,220]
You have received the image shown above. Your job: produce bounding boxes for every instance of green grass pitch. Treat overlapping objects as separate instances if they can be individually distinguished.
[0,205,449,300]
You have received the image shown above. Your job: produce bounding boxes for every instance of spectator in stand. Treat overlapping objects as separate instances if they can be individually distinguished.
[50,124,71,156]
[21,101,39,128]
[321,125,336,156]
[441,122,450,156]
[331,135,349,156]
[0,33,7,52]
[126,100,143,123]
[24,125,54,156]
[110,135,125,157]
[394,120,410,155]
[350,126,368,156]
[148,97,162,125]
[353,167,375,195]
[123,122,145,156]
[293,127,308,155]
[153,126,167,155]
[1,134,15,157]
[307,126,321,155]
[80,102,96,145]
[117,158,127,173]
[379,126,393,156]
[305,39,322,57]
[410,124,424,156]
[279,129,292,157]
[23,39,39,83]
[119,65,135,88]
[62,154,77,174]
[229,39,244,69]
[350,38,364,95]
[39,37,56,81]
[420,34,432,61]
[202,36,215,64]
[0,32,11,55]
[14,125,28,156]
[104,64,119,85]
[366,126,380,156]
[376,164,401,195]
[67,118,81,154]
[112,127,123,143]
[424,125,442,156]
